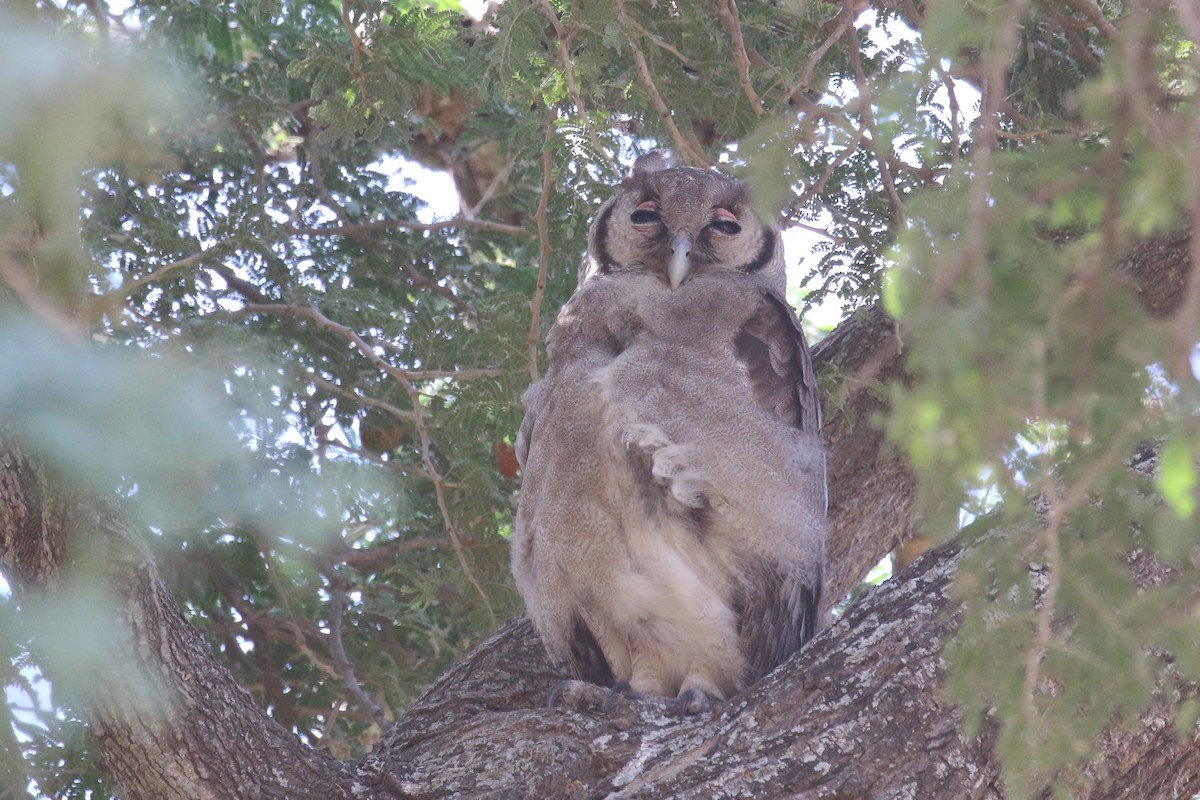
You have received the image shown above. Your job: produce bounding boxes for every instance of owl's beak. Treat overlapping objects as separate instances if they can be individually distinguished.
[668,232,691,290]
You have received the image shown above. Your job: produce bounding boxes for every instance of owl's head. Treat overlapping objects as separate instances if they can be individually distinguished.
[582,152,784,291]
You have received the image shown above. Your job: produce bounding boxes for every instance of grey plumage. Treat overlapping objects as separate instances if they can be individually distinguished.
[512,153,826,712]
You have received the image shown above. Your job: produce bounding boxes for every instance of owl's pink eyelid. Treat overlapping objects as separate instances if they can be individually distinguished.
[636,200,659,210]
[712,208,737,221]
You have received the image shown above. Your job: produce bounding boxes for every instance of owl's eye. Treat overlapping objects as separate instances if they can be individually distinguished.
[707,208,741,236]
[630,201,660,226]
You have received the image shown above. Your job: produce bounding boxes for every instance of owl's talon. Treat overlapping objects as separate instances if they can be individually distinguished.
[676,688,719,715]
[546,679,574,708]
[548,679,634,712]
[605,681,645,709]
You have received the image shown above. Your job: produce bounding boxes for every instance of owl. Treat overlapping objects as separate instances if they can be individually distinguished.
[512,152,826,713]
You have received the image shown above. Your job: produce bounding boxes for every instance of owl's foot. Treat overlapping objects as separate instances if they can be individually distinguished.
[607,681,646,707]
[548,679,595,708]
[649,443,710,508]
[618,424,711,508]
[547,679,644,712]
[675,687,720,715]
[549,679,692,717]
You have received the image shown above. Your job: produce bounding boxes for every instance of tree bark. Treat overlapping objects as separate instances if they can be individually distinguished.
[2,260,1197,797]
[368,525,1200,800]
[812,305,915,611]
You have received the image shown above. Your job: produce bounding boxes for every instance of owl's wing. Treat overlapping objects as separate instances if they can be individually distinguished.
[732,289,825,679]
[734,556,822,682]
[734,289,821,437]
[514,382,541,470]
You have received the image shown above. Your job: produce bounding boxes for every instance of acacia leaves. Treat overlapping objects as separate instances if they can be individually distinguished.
[883,2,1200,794]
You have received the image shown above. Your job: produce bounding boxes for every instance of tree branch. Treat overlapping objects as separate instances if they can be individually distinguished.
[713,0,765,116]
[326,567,389,728]
[534,0,619,177]
[367,523,1200,799]
[783,3,854,104]
[616,0,712,167]
[285,215,527,238]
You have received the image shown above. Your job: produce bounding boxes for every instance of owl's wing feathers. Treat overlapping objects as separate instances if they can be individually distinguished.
[514,383,539,469]
[733,555,822,684]
[734,289,821,436]
[729,288,825,682]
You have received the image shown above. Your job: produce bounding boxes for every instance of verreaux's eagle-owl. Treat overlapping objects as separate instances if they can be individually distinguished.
[512,152,826,713]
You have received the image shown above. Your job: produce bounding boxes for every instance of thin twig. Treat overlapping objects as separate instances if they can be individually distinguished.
[936,63,962,169]
[467,152,518,218]
[904,0,963,170]
[619,13,694,66]
[206,262,272,305]
[785,129,867,218]
[295,213,473,312]
[399,374,494,617]
[528,121,557,383]
[616,0,712,166]
[534,0,620,177]
[1024,335,1063,722]
[325,568,389,727]
[1061,0,1118,39]
[117,242,236,296]
[845,5,906,226]
[714,0,764,116]
[340,0,375,106]
[1023,401,1145,718]
[930,0,1029,300]
[783,4,854,103]
[779,218,845,244]
[292,100,476,312]
[370,338,506,379]
[120,296,180,338]
[302,112,350,227]
[306,372,417,423]
[285,215,526,238]
[335,537,445,570]
[237,303,493,383]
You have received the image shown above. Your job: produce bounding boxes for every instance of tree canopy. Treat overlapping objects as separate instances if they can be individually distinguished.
[1,0,1198,798]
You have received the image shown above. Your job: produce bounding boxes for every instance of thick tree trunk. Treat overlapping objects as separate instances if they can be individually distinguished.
[0,234,1195,799]
[0,440,352,800]
[370,530,1199,799]
[812,305,915,610]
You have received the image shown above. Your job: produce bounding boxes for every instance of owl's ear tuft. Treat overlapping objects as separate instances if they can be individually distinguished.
[630,151,675,178]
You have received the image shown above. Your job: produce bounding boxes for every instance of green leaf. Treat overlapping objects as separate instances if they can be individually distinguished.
[1158,437,1197,520]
